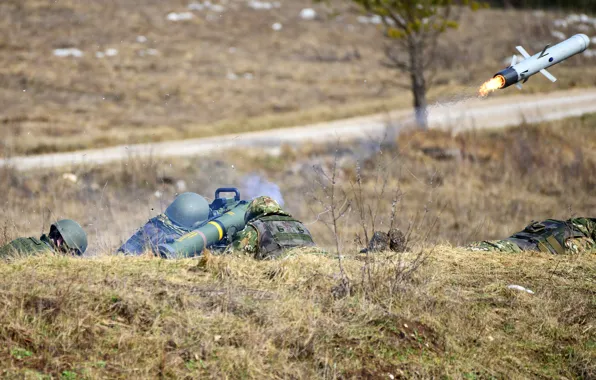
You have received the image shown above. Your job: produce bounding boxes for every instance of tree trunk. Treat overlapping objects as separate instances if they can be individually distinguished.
[408,38,428,130]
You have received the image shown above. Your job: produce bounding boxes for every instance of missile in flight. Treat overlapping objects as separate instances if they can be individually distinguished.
[479,34,590,96]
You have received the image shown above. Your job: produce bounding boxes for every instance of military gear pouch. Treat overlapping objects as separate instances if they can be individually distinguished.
[250,215,315,259]
[505,219,585,255]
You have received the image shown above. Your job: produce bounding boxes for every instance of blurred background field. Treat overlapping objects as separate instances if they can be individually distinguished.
[1,0,596,155]
[0,114,595,378]
[1,1,596,378]
[2,113,595,254]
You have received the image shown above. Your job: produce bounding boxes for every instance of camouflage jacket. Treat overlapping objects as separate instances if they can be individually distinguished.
[117,214,190,255]
[466,217,596,254]
[0,235,54,259]
[228,215,315,259]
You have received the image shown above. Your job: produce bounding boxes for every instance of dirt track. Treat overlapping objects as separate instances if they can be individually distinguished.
[2,88,596,171]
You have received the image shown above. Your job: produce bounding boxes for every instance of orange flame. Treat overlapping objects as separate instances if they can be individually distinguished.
[478,75,506,97]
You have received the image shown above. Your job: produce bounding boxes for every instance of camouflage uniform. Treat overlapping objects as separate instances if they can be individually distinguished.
[0,219,87,259]
[0,235,55,259]
[466,217,596,254]
[360,228,407,253]
[118,214,192,255]
[228,196,316,259]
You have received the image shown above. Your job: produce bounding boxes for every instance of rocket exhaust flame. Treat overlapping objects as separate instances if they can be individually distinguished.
[478,75,506,97]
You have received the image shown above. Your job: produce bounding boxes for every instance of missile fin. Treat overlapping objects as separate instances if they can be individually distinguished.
[539,69,557,82]
[510,54,517,66]
[538,44,551,58]
[516,82,523,90]
[516,45,531,59]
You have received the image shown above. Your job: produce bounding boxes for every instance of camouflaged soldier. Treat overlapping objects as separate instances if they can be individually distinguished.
[0,219,88,259]
[118,192,210,255]
[228,196,316,259]
[466,217,596,254]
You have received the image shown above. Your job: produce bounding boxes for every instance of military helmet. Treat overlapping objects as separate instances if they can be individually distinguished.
[244,196,289,223]
[165,192,210,229]
[52,219,88,255]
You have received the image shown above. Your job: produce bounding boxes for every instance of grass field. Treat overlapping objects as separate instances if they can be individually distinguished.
[1,0,596,156]
[0,248,593,378]
[1,111,595,378]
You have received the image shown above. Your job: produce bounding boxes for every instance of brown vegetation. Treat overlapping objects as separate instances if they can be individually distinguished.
[2,0,596,155]
[0,114,595,378]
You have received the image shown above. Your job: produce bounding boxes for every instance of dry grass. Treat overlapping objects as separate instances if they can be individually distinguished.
[1,113,595,252]
[0,246,593,378]
[1,0,595,156]
[0,113,595,377]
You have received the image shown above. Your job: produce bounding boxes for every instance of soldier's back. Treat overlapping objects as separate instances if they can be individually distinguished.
[0,236,53,259]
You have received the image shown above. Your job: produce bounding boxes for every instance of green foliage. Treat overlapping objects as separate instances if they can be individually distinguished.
[60,371,77,380]
[10,348,32,360]
[317,0,488,40]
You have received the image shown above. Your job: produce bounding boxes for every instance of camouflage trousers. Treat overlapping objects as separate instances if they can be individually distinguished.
[466,237,596,254]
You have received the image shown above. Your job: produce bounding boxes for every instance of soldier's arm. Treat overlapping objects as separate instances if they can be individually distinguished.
[226,227,258,255]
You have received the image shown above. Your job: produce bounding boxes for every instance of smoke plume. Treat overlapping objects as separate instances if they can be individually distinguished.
[241,173,285,206]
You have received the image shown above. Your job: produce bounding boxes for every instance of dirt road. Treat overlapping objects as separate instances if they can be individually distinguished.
[2,88,596,171]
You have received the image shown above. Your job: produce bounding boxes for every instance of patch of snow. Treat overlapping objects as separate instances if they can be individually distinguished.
[176,180,187,192]
[167,12,194,21]
[567,14,580,24]
[226,72,238,80]
[248,0,280,10]
[507,285,534,294]
[154,190,163,198]
[138,49,159,57]
[136,35,148,43]
[228,46,237,53]
[583,49,596,58]
[53,48,83,58]
[357,15,381,24]
[62,173,78,183]
[550,30,566,40]
[188,1,225,12]
[300,8,316,20]
[105,48,118,57]
[553,19,568,28]
[95,51,105,58]
[272,22,282,31]
[243,73,254,80]
[580,14,590,23]
[576,24,591,32]
[592,36,596,44]
[188,2,205,10]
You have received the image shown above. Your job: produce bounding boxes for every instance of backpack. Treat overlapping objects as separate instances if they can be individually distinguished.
[248,215,315,259]
[505,219,587,255]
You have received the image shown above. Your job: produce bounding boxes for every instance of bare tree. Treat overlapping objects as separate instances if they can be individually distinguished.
[316,0,486,129]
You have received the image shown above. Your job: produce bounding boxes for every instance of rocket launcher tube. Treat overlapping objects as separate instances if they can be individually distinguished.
[158,201,249,259]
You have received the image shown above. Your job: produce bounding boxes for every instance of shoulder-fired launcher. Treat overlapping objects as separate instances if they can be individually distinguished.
[158,194,249,259]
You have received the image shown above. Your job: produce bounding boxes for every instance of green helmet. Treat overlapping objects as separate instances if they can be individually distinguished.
[52,219,88,255]
[165,192,210,229]
[245,196,290,223]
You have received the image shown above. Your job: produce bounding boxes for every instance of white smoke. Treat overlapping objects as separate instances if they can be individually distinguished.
[241,173,285,206]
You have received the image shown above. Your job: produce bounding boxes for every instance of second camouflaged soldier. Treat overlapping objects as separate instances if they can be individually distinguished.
[466,217,596,254]
[118,192,210,255]
[0,219,88,259]
[227,196,316,259]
